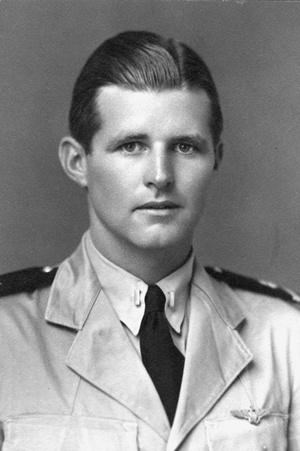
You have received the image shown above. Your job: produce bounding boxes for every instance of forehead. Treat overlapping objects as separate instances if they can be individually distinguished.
[94,86,212,142]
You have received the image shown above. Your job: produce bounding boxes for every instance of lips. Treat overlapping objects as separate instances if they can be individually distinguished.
[136,201,180,210]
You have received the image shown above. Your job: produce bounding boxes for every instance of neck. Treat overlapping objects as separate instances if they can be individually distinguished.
[89,229,192,285]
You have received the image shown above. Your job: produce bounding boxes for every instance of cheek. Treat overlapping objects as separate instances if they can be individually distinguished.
[88,165,116,195]
[88,164,133,210]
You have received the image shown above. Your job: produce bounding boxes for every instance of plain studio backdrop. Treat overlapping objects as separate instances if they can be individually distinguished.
[0,0,300,292]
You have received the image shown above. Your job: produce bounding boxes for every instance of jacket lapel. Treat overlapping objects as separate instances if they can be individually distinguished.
[168,265,253,450]
[45,238,170,440]
[66,290,170,439]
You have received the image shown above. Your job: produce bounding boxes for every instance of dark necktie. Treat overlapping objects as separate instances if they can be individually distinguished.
[139,285,185,425]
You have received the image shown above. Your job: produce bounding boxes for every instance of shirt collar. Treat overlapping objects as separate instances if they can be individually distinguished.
[45,232,245,332]
[85,231,195,336]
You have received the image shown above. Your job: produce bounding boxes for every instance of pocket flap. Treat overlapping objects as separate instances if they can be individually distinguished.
[205,414,288,451]
[3,415,137,451]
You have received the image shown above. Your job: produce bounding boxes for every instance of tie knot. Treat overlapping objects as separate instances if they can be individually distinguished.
[145,285,166,313]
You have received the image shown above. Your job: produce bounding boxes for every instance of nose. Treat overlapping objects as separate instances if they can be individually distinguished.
[143,146,174,191]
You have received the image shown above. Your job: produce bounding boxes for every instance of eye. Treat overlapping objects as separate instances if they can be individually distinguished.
[118,142,146,154]
[174,143,198,155]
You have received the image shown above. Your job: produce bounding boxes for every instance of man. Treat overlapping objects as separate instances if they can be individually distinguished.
[0,30,300,450]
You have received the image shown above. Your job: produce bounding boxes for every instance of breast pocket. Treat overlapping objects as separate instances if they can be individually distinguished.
[2,415,138,451]
[205,413,288,451]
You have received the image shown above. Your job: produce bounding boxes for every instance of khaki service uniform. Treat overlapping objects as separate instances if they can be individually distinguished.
[0,236,300,450]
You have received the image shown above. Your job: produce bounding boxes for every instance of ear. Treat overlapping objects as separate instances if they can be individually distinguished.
[213,141,224,170]
[58,136,88,187]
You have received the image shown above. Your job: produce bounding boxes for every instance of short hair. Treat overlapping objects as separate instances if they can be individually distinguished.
[69,30,223,153]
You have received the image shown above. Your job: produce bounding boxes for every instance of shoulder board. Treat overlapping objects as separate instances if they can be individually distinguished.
[0,266,58,297]
[205,266,300,304]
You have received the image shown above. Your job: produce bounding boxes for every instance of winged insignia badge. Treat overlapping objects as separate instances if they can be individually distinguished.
[230,406,269,425]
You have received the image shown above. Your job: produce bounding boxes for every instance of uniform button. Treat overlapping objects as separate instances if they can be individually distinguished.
[262,446,268,450]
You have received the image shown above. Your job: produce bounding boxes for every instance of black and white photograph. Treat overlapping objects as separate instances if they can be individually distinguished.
[0,1,300,449]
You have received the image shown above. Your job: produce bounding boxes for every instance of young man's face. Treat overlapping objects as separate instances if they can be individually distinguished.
[85,86,220,258]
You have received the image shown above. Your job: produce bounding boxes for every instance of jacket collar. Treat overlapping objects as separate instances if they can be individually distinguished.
[45,238,100,330]
[194,261,246,330]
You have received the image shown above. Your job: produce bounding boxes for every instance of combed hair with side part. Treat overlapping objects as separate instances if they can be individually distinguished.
[69,30,223,153]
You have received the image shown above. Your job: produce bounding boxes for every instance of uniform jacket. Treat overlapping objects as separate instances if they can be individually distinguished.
[0,239,300,451]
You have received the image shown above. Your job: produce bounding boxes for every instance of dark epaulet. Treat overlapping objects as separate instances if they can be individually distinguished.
[0,266,58,297]
[205,266,300,304]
